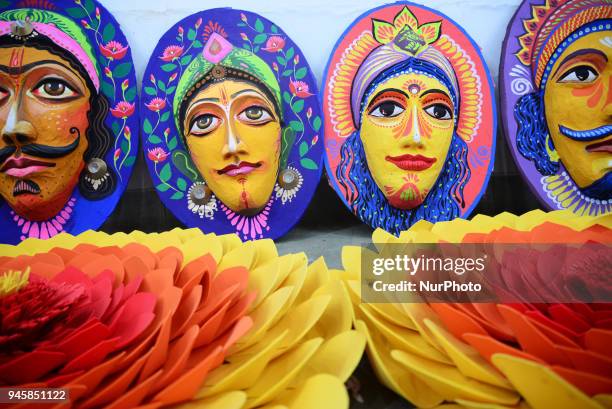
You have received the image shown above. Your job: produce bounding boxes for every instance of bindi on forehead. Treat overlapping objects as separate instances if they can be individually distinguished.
[402,79,428,96]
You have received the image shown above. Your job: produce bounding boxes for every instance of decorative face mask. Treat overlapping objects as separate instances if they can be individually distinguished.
[501,0,611,216]
[182,79,282,214]
[323,3,496,235]
[142,9,323,240]
[0,4,138,244]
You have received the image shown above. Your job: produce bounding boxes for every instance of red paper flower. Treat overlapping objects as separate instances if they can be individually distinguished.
[99,40,129,60]
[148,147,169,163]
[110,101,135,118]
[289,80,314,98]
[0,243,254,407]
[262,36,285,52]
[145,97,167,112]
[160,45,184,62]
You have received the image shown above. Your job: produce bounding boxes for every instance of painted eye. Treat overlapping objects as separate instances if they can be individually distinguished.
[238,106,273,125]
[558,65,599,83]
[0,87,8,102]
[369,101,405,118]
[424,103,452,120]
[190,114,220,136]
[32,78,78,100]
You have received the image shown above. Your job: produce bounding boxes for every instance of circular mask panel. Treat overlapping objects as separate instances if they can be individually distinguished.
[0,0,139,244]
[500,0,611,216]
[322,2,496,236]
[141,8,323,240]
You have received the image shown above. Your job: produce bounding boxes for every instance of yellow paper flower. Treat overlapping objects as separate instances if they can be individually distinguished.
[340,210,612,409]
[1,229,365,409]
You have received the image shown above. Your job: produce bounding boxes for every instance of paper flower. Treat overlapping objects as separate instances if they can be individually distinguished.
[0,228,365,408]
[340,209,612,408]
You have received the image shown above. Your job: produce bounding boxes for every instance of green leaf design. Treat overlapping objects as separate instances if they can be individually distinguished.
[156,183,170,192]
[312,116,322,132]
[143,118,153,134]
[159,163,172,182]
[280,128,296,169]
[177,177,187,191]
[180,54,193,66]
[102,23,115,44]
[65,7,87,19]
[121,139,129,153]
[113,62,132,79]
[253,33,267,45]
[168,137,177,150]
[111,122,120,135]
[299,141,308,157]
[187,28,196,41]
[148,134,161,144]
[158,80,167,92]
[160,111,171,123]
[101,81,114,99]
[192,40,203,48]
[300,158,318,170]
[161,63,177,72]
[0,0,11,7]
[84,0,95,13]
[170,191,184,200]
[255,18,264,33]
[289,121,304,132]
[285,47,295,61]
[166,86,176,94]
[123,156,136,167]
[295,67,308,80]
[144,86,157,96]
[282,69,293,77]
[283,91,291,104]
[277,56,286,66]
[125,87,136,102]
[173,150,199,181]
[292,99,304,113]
[271,25,279,33]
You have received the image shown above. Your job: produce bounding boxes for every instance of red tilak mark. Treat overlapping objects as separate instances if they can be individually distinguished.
[9,48,24,82]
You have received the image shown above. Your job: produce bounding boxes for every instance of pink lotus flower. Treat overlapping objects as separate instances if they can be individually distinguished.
[145,97,166,112]
[148,147,169,163]
[99,40,129,60]
[262,36,285,52]
[289,80,314,98]
[110,101,135,118]
[160,45,184,62]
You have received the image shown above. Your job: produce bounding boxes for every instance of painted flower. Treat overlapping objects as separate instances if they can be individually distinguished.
[274,166,303,205]
[272,62,279,72]
[168,72,178,83]
[160,45,184,62]
[240,32,248,41]
[262,35,285,52]
[121,79,129,91]
[195,17,202,29]
[124,126,131,140]
[99,40,129,60]
[150,73,156,83]
[114,148,121,160]
[147,147,169,163]
[187,182,217,220]
[110,101,135,118]
[145,97,166,112]
[178,26,184,36]
[104,66,112,78]
[289,79,314,98]
[311,134,319,145]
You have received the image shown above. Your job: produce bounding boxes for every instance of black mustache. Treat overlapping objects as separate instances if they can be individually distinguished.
[0,127,81,161]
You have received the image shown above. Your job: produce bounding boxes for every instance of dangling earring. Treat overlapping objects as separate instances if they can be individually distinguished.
[274,166,303,204]
[84,158,109,190]
[545,134,559,163]
[188,182,217,219]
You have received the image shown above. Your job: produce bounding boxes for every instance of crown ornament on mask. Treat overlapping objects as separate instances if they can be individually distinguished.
[372,6,442,54]
[9,19,36,40]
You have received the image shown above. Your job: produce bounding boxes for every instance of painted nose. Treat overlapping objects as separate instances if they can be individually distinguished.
[401,106,424,147]
[221,121,246,157]
[1,101,37,149]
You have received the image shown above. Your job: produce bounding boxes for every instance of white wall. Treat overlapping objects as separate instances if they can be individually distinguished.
[105,0,522,87]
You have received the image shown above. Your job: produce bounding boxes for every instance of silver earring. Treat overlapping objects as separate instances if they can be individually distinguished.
[84,158,109,191]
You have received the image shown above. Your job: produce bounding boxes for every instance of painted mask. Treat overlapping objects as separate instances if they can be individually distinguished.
[0,45,90,221]
[360,73,454,209]
[182,78,281,214]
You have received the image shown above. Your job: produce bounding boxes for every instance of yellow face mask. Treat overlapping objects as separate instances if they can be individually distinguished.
[544,31,612,189]
[359,73,455,209]
[183,79,281,215]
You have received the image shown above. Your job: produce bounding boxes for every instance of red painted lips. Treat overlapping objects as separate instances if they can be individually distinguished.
[218,161,262,177]
[386,154,436,171]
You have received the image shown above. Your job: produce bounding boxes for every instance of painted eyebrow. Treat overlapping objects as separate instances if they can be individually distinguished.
[553,48,608,77]
[0,60,79,76]
[420,88,451,99]
[230,88,266,99]
[367,88,409,108]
